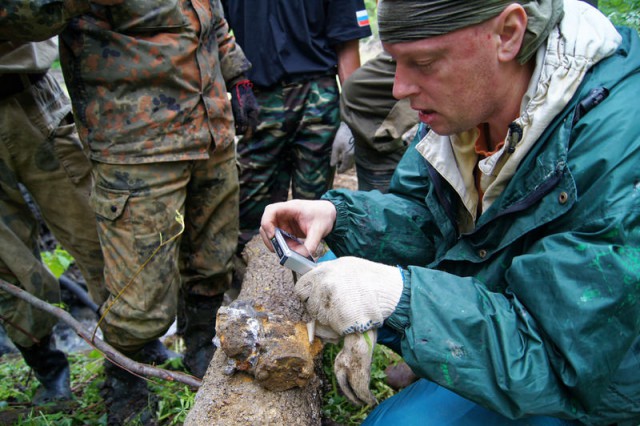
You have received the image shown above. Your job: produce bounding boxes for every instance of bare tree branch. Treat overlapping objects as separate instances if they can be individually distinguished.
[0,278,202,388]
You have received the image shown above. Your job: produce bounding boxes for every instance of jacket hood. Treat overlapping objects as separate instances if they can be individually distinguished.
[479,0,622,209]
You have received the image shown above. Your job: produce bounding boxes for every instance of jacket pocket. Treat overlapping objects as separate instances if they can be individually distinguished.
[107,0,187,33]
[51,113,92,185]
[91,185,130,222]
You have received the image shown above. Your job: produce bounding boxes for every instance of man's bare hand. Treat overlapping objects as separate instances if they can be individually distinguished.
[260,199,337,255]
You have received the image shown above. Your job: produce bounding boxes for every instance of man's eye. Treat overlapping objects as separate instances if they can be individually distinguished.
[417,62,434,72]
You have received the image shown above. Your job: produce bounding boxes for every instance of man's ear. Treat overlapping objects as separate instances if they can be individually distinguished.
[495,4,528,62]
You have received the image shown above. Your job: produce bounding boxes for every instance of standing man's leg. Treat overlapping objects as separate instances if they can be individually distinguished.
[292,76,340,200]
[20,75,108,305]
[237,86,294,252]
[0,73,99,404]
[90,161,187,423]
[340,51,417,192]
[178,140,239,378]
[91,161,185,354]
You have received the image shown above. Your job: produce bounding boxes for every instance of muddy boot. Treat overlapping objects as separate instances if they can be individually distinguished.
[100,339,179,425]
[177,292,224,378]
[15,335,72,405]
[101,360,155,426]
[135,338,182,367]
[100,339,178,425]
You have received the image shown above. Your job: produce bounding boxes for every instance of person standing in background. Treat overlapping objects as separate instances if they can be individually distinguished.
[0,37,109,405]
[333,50,419,193]
[0,1,259,423]
[221,0,372,254]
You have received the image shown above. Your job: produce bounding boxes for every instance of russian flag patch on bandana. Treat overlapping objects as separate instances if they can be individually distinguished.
[356,9,370,27]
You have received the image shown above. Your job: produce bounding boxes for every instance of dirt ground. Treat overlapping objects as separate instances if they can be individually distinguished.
[333,167,358,191]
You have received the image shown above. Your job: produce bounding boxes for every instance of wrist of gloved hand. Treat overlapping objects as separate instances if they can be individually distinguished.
[295,256,403,336]
[230,79,260,137]
[330,122,355,173]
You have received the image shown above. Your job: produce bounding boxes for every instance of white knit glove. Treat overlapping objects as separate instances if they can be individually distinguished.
[330,122,355,173]
[295,256,403,336]
[334,329,378,406]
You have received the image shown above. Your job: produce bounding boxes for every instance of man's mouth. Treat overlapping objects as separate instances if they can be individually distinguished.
[418,109,436,122]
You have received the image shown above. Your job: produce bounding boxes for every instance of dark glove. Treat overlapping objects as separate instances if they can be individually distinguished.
[230,79,260,137]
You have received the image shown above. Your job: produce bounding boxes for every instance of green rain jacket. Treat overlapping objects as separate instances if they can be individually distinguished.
[322,26,640,426]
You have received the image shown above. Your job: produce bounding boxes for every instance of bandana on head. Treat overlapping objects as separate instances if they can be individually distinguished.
[378,0,564,64]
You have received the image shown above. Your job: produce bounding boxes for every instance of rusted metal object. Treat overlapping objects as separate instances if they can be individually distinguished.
[185,236,324,425]
[216,300,322,391]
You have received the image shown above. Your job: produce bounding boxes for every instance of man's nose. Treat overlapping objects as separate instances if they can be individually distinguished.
[392,65,418,101]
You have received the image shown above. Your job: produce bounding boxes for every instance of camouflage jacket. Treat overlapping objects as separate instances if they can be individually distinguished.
[0,0,251,164]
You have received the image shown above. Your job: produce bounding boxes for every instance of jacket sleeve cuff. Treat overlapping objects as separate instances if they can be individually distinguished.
[320,194,348,238]
[226,74,248,89]
[385,268,411,332]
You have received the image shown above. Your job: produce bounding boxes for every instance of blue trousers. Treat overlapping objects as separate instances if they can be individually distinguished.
[366,327,581,426]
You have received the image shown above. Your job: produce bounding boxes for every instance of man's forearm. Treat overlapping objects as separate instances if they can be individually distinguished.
[335,39,361,84]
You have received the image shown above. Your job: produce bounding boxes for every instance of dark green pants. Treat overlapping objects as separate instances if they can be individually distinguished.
[237,75,340,247]
[340,51,419,192]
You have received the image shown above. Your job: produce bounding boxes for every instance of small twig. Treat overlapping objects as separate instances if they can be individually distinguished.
[0,278,201,388]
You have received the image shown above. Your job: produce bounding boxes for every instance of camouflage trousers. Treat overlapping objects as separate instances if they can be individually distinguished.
[0,73,107,348]
[90,141,238,352]
[237,75,340,247]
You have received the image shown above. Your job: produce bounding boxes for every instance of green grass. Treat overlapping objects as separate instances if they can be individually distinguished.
[321,342,400,425]
[0,349,196,425]
[0,341,399,425]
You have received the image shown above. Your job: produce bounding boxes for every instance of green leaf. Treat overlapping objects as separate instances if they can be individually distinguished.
[40,246,75,278]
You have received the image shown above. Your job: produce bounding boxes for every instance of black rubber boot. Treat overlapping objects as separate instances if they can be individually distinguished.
[101,360,155,426]
[177,292,224,379]
[15,335,73,405]
[100,339,180,425]
[134,338,182,367]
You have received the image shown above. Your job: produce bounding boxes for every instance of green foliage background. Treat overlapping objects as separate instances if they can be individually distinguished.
[601,0,640,31]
